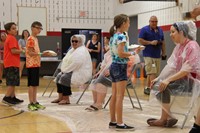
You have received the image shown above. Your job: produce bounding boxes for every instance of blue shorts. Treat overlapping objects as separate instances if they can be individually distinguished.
[110,63,127,82]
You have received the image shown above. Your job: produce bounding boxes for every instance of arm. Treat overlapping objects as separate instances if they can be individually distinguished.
[91,42,101,53]
[138,38,158,45]
[161,40,166,56]
[11,48,24,54]
[118,42,132,58]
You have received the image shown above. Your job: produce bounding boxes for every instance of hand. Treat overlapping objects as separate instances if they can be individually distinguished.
[158,79,170,92]
[151,40,158,45]
[88,49,92,52]
[161,55,167,60]
[134,47,141,54]
[42,51,51,57]
[150,78,158,89]
[103,70,110,77]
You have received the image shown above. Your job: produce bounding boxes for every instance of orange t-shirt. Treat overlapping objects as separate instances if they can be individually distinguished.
[26,36,41,68]
[3,34,20,68]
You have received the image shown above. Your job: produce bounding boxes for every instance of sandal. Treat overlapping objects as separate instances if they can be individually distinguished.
[164,118,178,127]
[58,100,70,105]
[147,118,178,127]
[51,99,60,103]
[85,105,99,111]
[147,118,166,127]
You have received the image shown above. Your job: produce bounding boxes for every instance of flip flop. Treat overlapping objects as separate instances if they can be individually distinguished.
[164,118,178,127]
[90,105,99,111]
[147,118,166,127]
[58,100,70,105]
[51,99,60,103]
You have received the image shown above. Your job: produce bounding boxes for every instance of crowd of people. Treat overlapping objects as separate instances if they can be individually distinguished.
[0,7,200,132]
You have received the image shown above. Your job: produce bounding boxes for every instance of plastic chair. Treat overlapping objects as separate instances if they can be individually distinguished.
[103,63,143,110]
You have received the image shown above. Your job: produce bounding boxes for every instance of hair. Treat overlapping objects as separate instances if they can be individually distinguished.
[109,14,129,37]
[0,32,7,42]
[4,22,16,33]
[92,33,99,40]
[21,29,30,39]
[70,34,86,46]
[104,36,110,40]
[31,21,42,28]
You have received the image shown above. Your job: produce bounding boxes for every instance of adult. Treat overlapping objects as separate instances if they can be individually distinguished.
[138,16,166,95]
[51,34,92,104]
[0,32,7,84]
[147,21,200,128]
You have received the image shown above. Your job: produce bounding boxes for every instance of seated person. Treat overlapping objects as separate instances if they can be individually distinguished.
[51,34,92,104]
[147,21,200,127]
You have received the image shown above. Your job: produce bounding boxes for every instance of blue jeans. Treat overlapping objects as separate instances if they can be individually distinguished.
[110,63,127,82]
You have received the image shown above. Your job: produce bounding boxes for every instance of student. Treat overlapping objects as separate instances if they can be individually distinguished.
[0,32,7,84]
[108,14,140,131]
[2,22,24,105]
[26,21,47,111]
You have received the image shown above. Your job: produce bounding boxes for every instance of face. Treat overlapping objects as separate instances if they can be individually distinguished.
[1,33,7,41]
[122,17,130,32]
[23,31,29,38]
[7,24,17,36]
[92,35,98,41]
[71,37,81,49]
[32,25,43,35]
[170,26,181,44]
[149,16,158,29]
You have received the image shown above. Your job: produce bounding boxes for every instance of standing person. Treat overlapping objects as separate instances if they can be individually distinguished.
[103,36,110,53]
[86,33,101,75]
[18,29,30,77]
[2,22,24,105]
[0,32,7,84]
[26,21,46,111]
[109,14,140,131]
[138,16,166,95]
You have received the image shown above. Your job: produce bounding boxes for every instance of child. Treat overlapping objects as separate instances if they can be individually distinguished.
[2,22,24,105]
[26,21,46,111]
[109,14,140,131]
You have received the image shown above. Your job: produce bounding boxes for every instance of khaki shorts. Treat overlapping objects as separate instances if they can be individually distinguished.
[144,57,160,76]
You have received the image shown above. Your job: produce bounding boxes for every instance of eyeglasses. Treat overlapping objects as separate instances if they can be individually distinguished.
[72,40,78,43]
[33,26,43,30]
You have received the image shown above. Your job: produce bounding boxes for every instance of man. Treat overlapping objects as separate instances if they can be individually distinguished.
[138,16,166,95]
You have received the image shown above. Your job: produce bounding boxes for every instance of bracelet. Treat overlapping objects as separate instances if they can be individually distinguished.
[38,53,42,56]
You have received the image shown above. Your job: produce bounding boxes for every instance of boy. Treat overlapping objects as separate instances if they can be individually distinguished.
[2,22,24,105]
[26,21,46,111]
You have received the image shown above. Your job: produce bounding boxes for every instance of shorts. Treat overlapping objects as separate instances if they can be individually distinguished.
[27,67,39,86]
[55,72,72,87]
[110,63,127,82]
[5,67,20,86]
[20,57,26,61]
[91,58,98,63]
[144,57,160,76]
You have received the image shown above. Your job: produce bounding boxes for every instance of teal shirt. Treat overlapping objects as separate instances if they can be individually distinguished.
[109,33,129,64]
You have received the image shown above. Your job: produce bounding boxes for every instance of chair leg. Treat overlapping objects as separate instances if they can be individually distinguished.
[76,84,90,104]
[103,95,112,109]
[49,87,55,98]
[132,86,143,110]
[126,87,135,109]
[42,79,53,96]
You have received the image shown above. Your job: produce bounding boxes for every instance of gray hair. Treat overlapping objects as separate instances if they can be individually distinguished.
[70,34,86,46]
[174,21,197,40]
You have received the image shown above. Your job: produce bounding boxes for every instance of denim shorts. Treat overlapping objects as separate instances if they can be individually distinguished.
[110,63,127,82]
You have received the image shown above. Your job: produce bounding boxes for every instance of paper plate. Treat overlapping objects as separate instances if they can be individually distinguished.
[128,44,145,50]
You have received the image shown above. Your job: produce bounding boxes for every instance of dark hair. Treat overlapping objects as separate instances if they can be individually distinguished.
[109,14,129,37]
[4,22,16,33]
[105,36,110,40]
[31,21,42,28]
[0,32,7,42]
[92,33,99,40]
[172,23,179,32]
[21,30,30,39]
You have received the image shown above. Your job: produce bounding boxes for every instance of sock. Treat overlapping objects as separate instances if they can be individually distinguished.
[117,123,125,126]
[193,123,200,129]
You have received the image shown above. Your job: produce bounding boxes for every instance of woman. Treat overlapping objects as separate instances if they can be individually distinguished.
[86,37,112,111]
[86,33,101,75]
[108,14,140,131]
[18,30,30,77]
[103,36,110,53]
[52,34,92,104]
[147,21,200,127]
[0,32,7,84]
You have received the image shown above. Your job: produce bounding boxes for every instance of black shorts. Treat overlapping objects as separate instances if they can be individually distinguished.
[20,57,26,61]
[5,67,20,86]
[27,67,39,86]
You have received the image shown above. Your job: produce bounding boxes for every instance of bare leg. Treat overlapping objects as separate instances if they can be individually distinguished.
[196,107,200,125]
[5,86,15,97]
[92,62,97,75]
[92,90,97,104]
[110,83,117,123]
[95,84,107,109]
[28,86,37,103]
[115,81,126,124]
[0,63,3,81]
[19,61,25,77]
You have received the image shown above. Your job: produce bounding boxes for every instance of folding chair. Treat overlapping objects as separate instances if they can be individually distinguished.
[103,63,143,110]
[42,61,62,97]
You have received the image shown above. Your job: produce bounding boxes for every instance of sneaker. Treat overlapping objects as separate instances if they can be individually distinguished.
[28,103,38,111]
[115,124,135,131]
[144,87,150,95]
[34,102,46,110]
[12,96,24,104]
[0,80,2,84]
[109,122,117,128]
[2,96,17,106]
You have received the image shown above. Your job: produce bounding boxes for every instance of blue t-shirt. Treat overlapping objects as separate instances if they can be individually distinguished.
[109,33,129,64]
[139,25,164,58]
